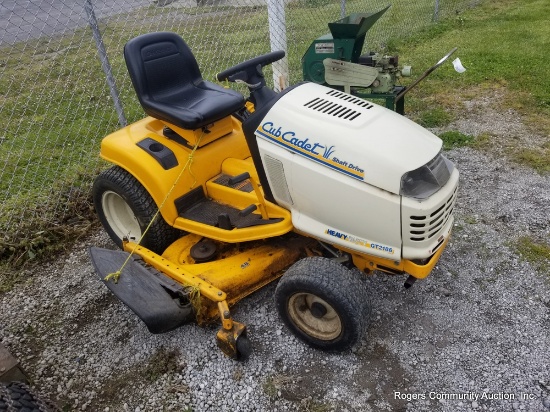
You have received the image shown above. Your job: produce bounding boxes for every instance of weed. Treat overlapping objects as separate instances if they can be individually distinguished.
[439,130,475,150]
[233,366,244,382]
[418,108,453,128]
[263,374,293,400]
[262,376,278,399]
[464,215,478,225]
[299,397,331,412]
[512,143,550,174]
[515,236,550,275]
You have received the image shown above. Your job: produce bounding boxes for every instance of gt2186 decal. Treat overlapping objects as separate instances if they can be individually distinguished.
[325,228,395,254]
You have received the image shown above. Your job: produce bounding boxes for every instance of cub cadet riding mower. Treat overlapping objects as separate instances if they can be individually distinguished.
[89,32,459,360]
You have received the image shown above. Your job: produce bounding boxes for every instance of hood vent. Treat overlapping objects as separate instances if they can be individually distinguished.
[303,90,373,121]
[304,97,362,121]
[325,90,374,109]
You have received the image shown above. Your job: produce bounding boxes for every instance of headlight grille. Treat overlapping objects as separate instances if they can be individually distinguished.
[408,186,458,242]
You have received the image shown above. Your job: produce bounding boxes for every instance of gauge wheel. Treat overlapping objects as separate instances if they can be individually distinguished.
[236,333,252,361]
[93,166,181,254]
[275,257,371,351]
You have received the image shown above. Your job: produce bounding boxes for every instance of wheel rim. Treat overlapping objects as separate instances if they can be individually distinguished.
[101,190,141,241]
[287,293,342,341]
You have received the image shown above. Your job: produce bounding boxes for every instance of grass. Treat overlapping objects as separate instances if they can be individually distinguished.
[418,107,453,128]
[438,130,475,149]
[515,236,550,276]
[393,0,550,130]
[512,143,550,174]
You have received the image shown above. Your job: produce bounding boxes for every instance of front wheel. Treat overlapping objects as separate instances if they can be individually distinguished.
[0,381,57,411]
[92,166,181,254]
[275,257,371,351]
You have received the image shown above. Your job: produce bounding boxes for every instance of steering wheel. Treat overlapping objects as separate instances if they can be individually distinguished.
[216,50,285,89]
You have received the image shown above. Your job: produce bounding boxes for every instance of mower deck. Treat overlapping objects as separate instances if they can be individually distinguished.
[90,233,314,358]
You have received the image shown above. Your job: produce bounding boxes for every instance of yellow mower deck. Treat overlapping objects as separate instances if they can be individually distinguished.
[90,234,315,359]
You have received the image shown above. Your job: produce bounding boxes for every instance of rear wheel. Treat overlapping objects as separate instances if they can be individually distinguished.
[275,257,371,351]
[93,166,181,254]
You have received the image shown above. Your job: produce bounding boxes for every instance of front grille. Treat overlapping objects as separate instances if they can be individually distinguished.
[407,186,458,242]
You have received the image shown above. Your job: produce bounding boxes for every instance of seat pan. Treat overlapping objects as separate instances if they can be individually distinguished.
[144,80,244,130]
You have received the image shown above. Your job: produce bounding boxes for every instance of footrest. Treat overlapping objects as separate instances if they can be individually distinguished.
[181,198,282,229]
[89,247,195,333]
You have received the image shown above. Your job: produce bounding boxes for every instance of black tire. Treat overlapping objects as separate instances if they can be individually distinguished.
[275,257,371,351]
[236,334,252,361]
[92,166,181,254]
[0,381,57,412]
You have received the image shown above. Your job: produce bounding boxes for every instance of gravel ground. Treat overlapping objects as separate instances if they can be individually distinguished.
[1,96,549,412]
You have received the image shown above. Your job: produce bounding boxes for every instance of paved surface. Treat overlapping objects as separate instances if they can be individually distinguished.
[0,0,150,46]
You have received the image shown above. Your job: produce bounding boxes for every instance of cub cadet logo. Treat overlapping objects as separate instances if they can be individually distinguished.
[261,122,334,158]
[325,228,395,255]
[257,122,364,180]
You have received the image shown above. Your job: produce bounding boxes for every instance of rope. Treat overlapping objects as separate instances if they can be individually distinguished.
[105,132,205,283]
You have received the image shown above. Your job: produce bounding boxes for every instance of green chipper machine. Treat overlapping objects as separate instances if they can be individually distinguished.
[302,5,458,114]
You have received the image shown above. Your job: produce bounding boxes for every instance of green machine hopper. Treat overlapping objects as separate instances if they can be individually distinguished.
[302,5,459,114]
[302,6,390,84]
[301,5,413,113]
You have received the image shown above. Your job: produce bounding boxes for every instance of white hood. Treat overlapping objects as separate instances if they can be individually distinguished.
[254,82,442,195]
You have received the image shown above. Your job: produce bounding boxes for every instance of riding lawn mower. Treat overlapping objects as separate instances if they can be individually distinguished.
[89,31,459,360]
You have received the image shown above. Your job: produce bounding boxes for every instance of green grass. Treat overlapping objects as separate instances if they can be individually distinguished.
[393,0,550,121]
[512,143,550,174]
[418,107,453,128]
[438,130,475,149]
[515,236,550,276]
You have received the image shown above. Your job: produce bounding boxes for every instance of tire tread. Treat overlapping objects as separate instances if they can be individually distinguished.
[93,166,181,254]
[275,257,371,351]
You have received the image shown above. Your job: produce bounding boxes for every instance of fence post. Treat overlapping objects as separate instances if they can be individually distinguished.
[84,0,127,126]
[433,0,440,21]
[340,0,346,19]
[267,0,288,91]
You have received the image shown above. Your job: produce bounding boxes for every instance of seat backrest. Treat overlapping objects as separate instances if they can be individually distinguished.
[124,31,201,104]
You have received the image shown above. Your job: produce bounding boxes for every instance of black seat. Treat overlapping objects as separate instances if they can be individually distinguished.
[124,32,245,130]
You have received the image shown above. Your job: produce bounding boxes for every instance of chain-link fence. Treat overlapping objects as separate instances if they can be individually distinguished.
[0,0,476,258]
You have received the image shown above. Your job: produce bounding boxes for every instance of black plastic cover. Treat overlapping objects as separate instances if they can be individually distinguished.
[137,137,178,170]
[89,247,194,333]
